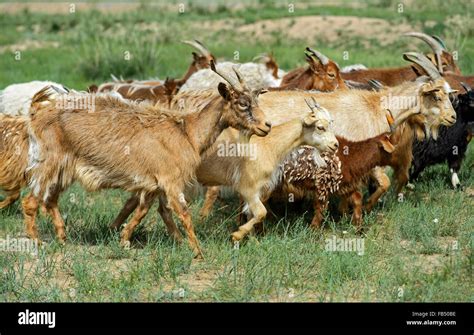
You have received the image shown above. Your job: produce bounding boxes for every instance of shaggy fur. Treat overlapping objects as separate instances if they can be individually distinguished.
[24,79,271,257]
[0,115,29,208]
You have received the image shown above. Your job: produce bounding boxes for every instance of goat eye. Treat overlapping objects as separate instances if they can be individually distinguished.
[317,126,325,131]
[328,73,335,78]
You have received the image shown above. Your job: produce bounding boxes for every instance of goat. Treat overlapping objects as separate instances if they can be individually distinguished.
[97,78,178,105]
[277,134,395,231]
[410,83,474,188]
[179,53,286,92]
[341,32,461,86]
[0,81,68,116]
[95,40,215,94]
[195,98,338,242]
[23,62,271,258]
[258,53,456,143]
[273,47,347,92]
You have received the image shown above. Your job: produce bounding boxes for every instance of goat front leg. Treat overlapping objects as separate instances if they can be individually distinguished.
[365,167,391,212]
[157,190,182,242]
[0,190,21,209]
[231,194,267,242]
[166,190,203,259]
[110,195,139,230]
[310,196,327,230]
[120,193,157,248]
[199,186,220,219]
[349,191,363,233]
[22,192,40,241]
[447,157,463,189]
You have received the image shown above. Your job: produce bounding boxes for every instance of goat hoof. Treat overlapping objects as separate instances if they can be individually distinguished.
[231,231,244,242]
[121,240,131,250]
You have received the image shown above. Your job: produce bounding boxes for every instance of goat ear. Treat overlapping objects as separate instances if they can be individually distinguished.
[303,112,317,126]
[192,52,200,60]
[380,137,395,153]
[218,82,232,101]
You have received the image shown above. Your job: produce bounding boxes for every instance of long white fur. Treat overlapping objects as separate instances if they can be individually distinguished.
[179,61,286,92]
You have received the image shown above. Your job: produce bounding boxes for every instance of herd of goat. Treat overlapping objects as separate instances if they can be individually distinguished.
[0,32,473,258]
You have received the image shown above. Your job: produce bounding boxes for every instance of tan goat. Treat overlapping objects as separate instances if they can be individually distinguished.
[195,98,338,242]
[23,63,271,258]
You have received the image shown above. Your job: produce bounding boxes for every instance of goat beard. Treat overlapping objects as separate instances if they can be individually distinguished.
[238,130,251,143]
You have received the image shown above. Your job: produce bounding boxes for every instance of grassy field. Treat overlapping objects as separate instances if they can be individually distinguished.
[0,0,473,302]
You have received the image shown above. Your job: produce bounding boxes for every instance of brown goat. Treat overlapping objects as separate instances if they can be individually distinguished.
[271,134,394,231]
[95,40,215,99]
[341,32,461,86]
[23,63,271,258]
[277,47,347,91]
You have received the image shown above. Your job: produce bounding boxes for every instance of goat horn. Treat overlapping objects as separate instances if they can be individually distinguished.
[404,32,444,73]
[460,82,471,93]
[306,47,329,65]
[431,35,447,50]
[232,66,250,91]
[403,52,441,80]
[181,39,211,57]
[210,60,237,89]
[252,53,271,63]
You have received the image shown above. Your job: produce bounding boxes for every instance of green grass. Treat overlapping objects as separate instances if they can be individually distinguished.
[0,1,473,302]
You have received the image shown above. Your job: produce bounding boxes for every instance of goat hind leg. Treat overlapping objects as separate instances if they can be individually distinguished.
[365,167,391,212]
[120,193,156,248]
[110,195,139,230]
[167,191,203,258]
[157,191,182,242]
[0,190,21,209]
[199,186,220,219]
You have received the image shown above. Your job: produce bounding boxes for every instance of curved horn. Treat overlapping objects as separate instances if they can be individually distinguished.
[305,47,329,65]
[210,60,237,89]
[404,32,444,73]
[431,35,447,50]
[403,52,441,80]
[181,39,211,57]
[232,66,249,91]
[460,82,471,93]
[252,53,271,63]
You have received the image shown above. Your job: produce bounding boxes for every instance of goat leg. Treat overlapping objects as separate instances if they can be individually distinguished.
[157,190,183,242]
[22,192,40,242]
[44,189,66,243]
[365,167,391,212]
[447,157,463,189]
[166,190,203,259]
[110,195,139,230]
[120,192,157,248]
[199,186,220,219]
[349,191,364,233]
[231,194,267,242]
[0,190,20,209]
[310,197,326,229]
